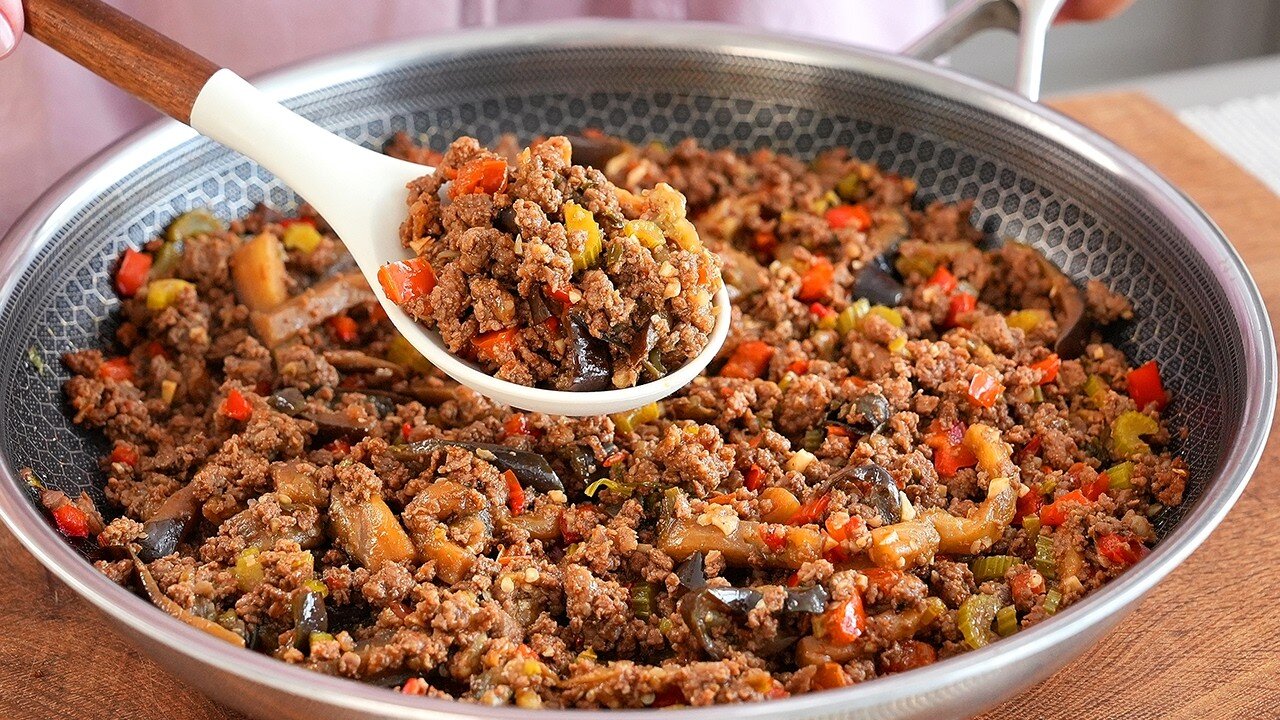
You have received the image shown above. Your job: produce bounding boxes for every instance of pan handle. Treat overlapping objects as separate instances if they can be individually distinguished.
[903,0,1066,102]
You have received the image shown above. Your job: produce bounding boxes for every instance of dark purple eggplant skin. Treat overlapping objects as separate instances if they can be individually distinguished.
[566,134,627,170]
[391,439,564,492]
[564,314,612,392]
[825,462,901,524]
[292,587,329,650]
[853,254,906,307]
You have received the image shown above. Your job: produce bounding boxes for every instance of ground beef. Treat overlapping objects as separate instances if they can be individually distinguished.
[46,133,1184,710]
[386,135,723,390]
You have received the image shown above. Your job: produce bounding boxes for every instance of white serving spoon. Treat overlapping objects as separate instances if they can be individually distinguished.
[24,0,731,416]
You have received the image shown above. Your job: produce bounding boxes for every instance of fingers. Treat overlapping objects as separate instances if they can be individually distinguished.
[0,0,22,59]
[1058,0,1136,22]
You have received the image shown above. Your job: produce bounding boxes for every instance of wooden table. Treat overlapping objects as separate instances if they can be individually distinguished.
[2,92,1277,720]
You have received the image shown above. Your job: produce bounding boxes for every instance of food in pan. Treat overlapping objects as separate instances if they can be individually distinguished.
[46,133,1184,708]
[380,135,722,390]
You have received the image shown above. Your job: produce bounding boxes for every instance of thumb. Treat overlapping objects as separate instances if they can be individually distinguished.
[0,0,23,59]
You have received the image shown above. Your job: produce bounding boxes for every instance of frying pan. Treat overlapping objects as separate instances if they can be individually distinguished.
[0,1,1273,718]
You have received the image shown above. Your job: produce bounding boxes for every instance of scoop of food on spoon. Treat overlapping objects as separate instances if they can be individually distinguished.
[23,0,730,416]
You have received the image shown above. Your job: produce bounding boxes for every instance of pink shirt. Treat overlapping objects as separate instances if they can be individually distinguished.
[0,0,942,232]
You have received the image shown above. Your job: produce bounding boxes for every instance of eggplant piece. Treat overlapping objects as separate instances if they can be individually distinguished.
[527,288,552,326]
[566,133,628,170]
[323,350,405,380]
[675,552,707,590]
[679,586,763,660]
[626,319,661,380]
[564,314,612,391]
[783,584,829,614]
[561,442,616,485]
[130,550,246,647]
[718,246,768,299]
[268,387,306,416]
[853,393,892,435]
[292,586,329,650]
[826,462,901,524]
[137,485,198,562]
[391,439,564,492]
[300,410,375,441]
[250,272,375,348]
[496,205,520,234]
[852,254,906,307]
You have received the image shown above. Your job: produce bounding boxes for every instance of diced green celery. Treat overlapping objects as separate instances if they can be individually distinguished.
[1109,411,1159,457]
[1106,461,1135,490]
[1083,375,1109,407]
[956,594,1002,649]
[971,555,1019,582]
[835,171,863,201]
[1034,535,1057,579]
[631,583,655,619]
[996,605,1019,637]
[1043,588,1062,615]
[863,305,905,329]
[1022,515,1042,537]
[166,209,224,243]
[1006,309,1048,333]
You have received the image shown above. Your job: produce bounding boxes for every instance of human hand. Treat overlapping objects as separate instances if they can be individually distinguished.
[1058,0,1135,22]
[1,0,21,59]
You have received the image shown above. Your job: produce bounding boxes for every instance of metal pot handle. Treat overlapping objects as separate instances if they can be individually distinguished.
[903,0,1066,102]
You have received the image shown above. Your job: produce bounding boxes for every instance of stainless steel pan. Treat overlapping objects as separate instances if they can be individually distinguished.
[0,3,1273,718]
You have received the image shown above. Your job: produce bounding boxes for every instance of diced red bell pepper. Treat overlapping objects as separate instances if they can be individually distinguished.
[144,341,168,359]
[945,292,977,328]
[472,328,520,361]
[797,257,835,302]
[450,158,508,198]
[1016,489,1043,523]
[377,257,437,305]
[400,678,430,696]
[1095,532,1149,566]
[824,204,872,232]
[1030,353,1061,385]
[1039,489,1089,527]
[926,265,958,293]
[752,229,779,256]
[328,315,359,343]
[824,515,863,544]
[1082,470,1112,502]
[97,357,134,383]
[880,640,938,673]
[547,286,575,307]
[279,217,316,229]
[51,504,90,538]
[503,469,526,516]
[967,370,1004,408]
[720,340,775,379]
[401,422,413,442]
[115,248,152,297]
[109,444,139,467]
[760,525,788,552]
[810,302,837,321]
[932,443,978,478]
[820,595,867,644]
[744,464,766,492]
[220,388,252,422]
[602,450,628,468]
[1126,360,1168,411]
[503,413,533,438]
[1019,434,1043,461]
[861,567,903,595]
[789,493,832,526]
[786,359,810,375]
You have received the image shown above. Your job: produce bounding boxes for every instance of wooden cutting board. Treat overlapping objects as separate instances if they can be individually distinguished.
[1,92,1276,720]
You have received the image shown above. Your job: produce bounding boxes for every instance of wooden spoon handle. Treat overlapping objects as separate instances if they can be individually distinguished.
[23,0,219,123]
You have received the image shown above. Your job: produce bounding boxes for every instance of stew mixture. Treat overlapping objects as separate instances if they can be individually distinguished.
[39,132,1185,708]
[381,136,722,390]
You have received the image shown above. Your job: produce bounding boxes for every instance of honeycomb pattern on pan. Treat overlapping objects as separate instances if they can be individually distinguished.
[0,45,1241,541]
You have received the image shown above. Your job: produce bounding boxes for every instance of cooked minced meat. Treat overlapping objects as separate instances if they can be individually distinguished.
[45,132,1182,709]
[379,135,722,390]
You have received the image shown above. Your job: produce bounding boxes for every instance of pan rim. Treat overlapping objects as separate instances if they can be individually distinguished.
[0,19,1273,719]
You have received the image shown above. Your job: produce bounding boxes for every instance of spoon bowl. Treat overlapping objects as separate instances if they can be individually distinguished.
[27,2,731,415]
